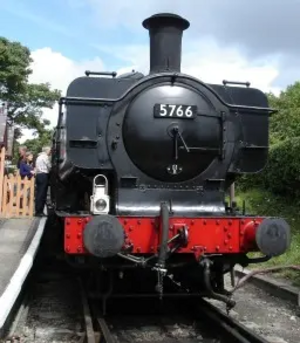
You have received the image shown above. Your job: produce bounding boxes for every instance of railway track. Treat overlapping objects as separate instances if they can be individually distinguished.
[1,264,270,343]
[81,290,270,343]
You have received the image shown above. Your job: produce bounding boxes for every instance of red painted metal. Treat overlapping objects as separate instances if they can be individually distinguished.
[239,218,263,252]
[64,216,265,256]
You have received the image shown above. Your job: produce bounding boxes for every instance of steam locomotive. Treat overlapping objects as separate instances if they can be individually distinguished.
[50,13,290,310]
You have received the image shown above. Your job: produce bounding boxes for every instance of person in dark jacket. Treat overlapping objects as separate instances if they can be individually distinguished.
[19,152,35,179]
[17,146,27,169]
[19,152,35,210]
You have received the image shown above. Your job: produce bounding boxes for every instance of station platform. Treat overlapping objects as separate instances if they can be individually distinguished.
[0,217,47,329]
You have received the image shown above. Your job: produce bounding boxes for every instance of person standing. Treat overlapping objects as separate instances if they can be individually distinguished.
[19,152,35,209]
[35,146,51,216]
[19,152,35,180]
[17,146,27,169]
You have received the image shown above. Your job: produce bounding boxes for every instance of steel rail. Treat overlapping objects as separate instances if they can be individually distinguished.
[96,317,116,343]
[197,299,269,343]
[78,279,96,343]
[80,279,116,343]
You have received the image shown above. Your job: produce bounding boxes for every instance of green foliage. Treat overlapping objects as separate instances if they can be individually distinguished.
[22,128,54,157]
[11,83,59,133]
[0,37,31,98]
[261,138,300,197]
[269,81,300,142]
[0,36,61,138]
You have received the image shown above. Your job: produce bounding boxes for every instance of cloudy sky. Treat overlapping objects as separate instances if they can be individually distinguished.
[0,0,298,140]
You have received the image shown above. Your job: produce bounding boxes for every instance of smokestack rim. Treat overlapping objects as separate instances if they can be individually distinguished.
[142,13,190,31]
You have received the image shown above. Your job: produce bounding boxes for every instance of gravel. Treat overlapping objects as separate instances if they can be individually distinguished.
[5,276,84,343]
[3,270,299,343]
[208,275,300,343]
[109,317,205,343]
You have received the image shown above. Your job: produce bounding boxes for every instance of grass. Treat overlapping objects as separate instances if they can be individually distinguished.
[235,188,300,287]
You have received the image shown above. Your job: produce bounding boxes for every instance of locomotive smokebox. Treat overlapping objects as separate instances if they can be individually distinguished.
[142,13,190,73]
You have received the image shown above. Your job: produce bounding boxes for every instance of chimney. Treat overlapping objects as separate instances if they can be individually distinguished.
[142,13,190,74]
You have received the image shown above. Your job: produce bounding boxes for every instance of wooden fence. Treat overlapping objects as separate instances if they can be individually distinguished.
[0,147,35,218]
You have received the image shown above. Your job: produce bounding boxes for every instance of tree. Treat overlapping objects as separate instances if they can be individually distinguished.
[22,127,54,157]
[0,37,61,138]
[267,82,300,143]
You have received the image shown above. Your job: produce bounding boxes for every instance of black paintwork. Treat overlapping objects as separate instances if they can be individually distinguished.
[50,13,273,217]
[142,13,189,73]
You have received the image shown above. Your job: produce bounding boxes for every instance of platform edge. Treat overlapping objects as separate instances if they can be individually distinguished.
[0,218,47,329]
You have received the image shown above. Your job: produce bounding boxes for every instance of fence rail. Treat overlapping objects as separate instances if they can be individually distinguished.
[0,146,35,218]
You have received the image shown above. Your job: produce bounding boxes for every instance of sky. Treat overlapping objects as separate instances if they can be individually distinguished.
[0,0,298,141]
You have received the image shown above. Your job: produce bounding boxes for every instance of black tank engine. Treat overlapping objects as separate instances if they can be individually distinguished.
[50,13,290,310]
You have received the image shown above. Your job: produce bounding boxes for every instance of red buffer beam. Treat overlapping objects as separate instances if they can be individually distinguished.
[64,216,263,256]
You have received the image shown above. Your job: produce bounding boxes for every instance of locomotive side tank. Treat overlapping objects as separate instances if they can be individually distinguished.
[50,13,290,309]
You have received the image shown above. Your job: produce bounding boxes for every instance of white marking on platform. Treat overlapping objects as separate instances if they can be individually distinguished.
[0,218,47,329]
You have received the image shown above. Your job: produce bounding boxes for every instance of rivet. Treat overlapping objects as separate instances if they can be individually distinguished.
[136,247,141,253]
[203,220,207,225]
[216,220,220,225]
[241,220,245,225]
[216,245,220,251]
[229,246,232,251]
[224,226,228,232]
[227,233,232,238]
[77,232,81,239]
[190,220,195,225]
[77,219,82,224]
[66,246,70,252]
[224,240,228,245]
[228,220,232,226]
[137,220,141,225]
[124,220,128,225]
[66,233,70,238]
[77,246,82,252]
